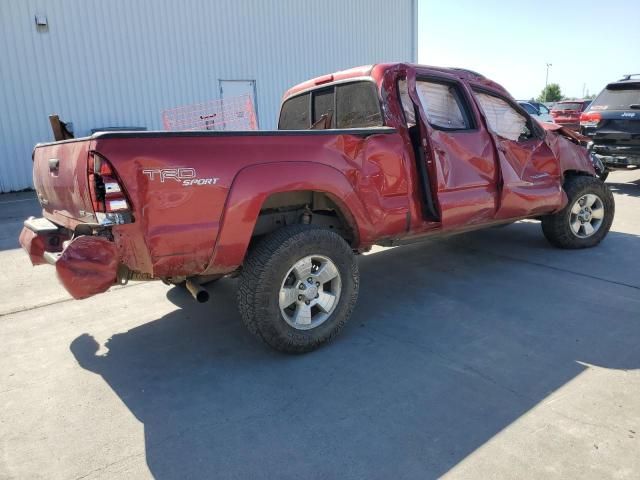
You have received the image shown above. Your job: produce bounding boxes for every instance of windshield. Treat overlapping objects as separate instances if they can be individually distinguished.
[552,102,583,111]
[590,85,640,111]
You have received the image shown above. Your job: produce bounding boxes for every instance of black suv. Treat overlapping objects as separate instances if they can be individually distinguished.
[581,74,640,180]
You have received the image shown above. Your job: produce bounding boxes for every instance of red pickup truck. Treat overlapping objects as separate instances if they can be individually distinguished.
[20,63,614,353]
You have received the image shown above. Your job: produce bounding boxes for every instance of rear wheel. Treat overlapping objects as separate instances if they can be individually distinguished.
[238,225,359,353]
[541,175,614,249]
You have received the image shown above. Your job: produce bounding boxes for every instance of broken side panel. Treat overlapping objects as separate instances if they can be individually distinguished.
[473,92,564,219]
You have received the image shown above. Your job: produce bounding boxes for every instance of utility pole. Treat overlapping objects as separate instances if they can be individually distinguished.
[544,63,552,102]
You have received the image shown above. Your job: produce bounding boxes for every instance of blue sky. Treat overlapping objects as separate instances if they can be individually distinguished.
[417,0,640,100]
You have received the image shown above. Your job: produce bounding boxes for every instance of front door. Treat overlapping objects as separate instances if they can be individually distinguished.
[471,90,564,219]
[400,71,499,228]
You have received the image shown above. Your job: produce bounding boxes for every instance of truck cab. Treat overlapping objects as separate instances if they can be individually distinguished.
[279,64,595,235]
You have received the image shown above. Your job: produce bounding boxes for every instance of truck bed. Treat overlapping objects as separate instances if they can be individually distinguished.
[32,127,405,280]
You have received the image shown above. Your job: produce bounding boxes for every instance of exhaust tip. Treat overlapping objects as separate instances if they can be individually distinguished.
[185,279,209,303]
[195,290,210,303]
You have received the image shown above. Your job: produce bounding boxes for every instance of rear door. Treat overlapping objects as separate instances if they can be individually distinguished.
[472,90,563,219]
[400,70,499,228]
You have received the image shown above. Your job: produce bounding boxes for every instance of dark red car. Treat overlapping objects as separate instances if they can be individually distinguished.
[20,63,613,353]
[550,100,591,131]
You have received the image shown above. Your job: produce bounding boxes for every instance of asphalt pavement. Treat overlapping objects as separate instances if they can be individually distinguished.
[1,170,639,479]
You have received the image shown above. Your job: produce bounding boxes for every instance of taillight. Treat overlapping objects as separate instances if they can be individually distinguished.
[88,153,133,225]
[580,111,601,127]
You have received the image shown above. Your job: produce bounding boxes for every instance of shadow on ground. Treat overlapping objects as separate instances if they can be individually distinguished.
[0,192,39,251]
[70,222,640,479]
[607,176,640,198]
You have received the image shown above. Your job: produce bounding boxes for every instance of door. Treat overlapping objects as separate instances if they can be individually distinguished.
[219,80,258,130]
[400,71,499,228]
[472,90,564,219]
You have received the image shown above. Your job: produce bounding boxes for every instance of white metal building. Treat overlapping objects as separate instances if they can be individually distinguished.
[0,0,417,192]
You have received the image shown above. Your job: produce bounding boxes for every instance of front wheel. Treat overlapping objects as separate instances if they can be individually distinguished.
[238,225,359,353]
[596,169,610,182]
[541,175,615,249]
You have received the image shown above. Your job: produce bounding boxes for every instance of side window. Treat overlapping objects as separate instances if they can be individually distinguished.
[415,80,471,129]
[539,104,550,114]
[397,79,471,130]
[474,92,531,142]
[335,82,382,128]
[278,93,310,129]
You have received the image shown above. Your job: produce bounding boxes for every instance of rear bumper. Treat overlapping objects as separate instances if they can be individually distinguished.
[19,217,119,299]
[590,144,640,167]
[19,217,68,265]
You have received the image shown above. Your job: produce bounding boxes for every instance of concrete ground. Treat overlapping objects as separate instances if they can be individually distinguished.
[1,170,639,480]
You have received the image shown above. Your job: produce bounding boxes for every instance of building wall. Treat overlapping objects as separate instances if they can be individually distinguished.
[0,0,416,192]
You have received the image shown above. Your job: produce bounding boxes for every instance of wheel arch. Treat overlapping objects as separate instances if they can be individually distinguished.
[252,190,359,244]
[563,169,594,179]
[202,162,373,274]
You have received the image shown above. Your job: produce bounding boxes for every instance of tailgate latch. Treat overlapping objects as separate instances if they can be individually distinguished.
[48,158,60,173]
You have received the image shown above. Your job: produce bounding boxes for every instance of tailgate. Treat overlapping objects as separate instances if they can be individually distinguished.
[33,139,96,224]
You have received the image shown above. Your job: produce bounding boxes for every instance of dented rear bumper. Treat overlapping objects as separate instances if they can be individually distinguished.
[19,217,118,299]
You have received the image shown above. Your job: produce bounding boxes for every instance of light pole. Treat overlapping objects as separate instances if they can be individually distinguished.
[544,63,552,102]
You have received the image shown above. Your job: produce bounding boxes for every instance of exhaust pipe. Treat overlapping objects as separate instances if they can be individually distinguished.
[185,279,210,303]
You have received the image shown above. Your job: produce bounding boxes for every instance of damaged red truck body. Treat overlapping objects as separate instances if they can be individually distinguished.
[21,63,614,353]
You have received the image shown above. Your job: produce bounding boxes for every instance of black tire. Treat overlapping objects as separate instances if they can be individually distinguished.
[541,175,614,249]
[238,225,359,354]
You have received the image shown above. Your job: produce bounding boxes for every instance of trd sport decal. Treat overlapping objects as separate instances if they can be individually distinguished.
[142,168,219,186]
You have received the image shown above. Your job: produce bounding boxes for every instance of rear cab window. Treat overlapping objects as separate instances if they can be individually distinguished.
[278,81,383,130]
[336,82,383,128]
[552,102,585,112]
[312,88,334,127]
[278,93,310,129]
